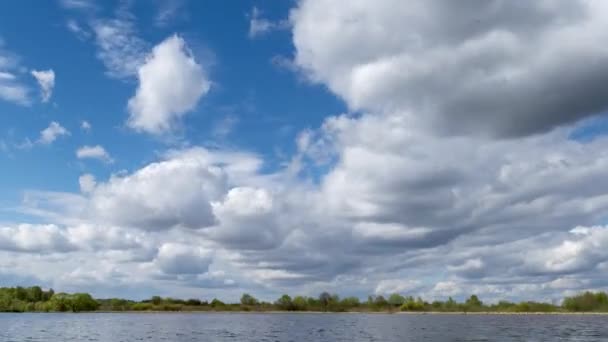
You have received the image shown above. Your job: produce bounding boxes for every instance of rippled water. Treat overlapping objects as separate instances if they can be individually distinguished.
[1,313,608,341]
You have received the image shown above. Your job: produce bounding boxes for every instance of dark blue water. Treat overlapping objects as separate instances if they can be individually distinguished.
[1,313,607,341]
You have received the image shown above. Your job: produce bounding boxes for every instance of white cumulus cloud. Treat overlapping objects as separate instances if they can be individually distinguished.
[127,35,210,134]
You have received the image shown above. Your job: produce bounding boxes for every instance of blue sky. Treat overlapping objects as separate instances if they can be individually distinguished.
[2,0,608,303]
[0,0,343,210]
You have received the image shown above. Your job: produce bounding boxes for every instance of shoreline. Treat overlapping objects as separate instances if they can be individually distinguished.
[6,310,608,315]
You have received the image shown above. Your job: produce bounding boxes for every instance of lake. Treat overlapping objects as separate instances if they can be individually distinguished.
[1,313,607,341]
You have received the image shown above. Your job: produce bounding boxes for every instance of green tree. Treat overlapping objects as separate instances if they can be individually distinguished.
[275,294,294,310]
[186,299,202,306]
[26,286,43,302]
[48,293,72,312]
[374,295,388,307]
[465,294,483,308]
[42,289,54,301]
[401,296,425,311]
[292,296,308,311]
[150,296,162,305]
[240,293,258,306]
[71,293,99,312]
[319,292,331,311]
[339,296,360,311]
[388,293,405,306]
[563,291,608,312]
[210,298,225,308]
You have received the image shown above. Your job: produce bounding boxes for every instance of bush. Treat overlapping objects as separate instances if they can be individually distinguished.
[132,303,153,311]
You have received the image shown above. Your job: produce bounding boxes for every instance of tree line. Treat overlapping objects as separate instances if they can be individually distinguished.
[2,286,608,313]
[0,286,98,312]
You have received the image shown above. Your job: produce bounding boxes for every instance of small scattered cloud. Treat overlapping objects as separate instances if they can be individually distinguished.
[375,279,422,295]
[59,0,97,11]
[248,6,289,39]
[212,115,238,138]
[0,76,28,105]
[76,145,113,163]
[80,120,92,132]
[91,16,148,79]
[270,55,298,73]
[155,0,186,27]
[31,69,55,103]
[0,43,29,105]
[66,19,91,40]
[38,122,70,145]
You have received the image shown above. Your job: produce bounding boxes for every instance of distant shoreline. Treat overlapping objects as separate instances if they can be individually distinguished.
[7,310,608,315]
[3,286,608,314]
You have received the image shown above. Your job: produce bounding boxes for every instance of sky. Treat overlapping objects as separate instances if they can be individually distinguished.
[2,0,608,303]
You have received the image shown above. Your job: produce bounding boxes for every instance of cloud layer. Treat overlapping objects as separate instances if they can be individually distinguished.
[4,0,608,303]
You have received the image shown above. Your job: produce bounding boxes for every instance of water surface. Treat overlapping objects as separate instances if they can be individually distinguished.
[1,312,607,341]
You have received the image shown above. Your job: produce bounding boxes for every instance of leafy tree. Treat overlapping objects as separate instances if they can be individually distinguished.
[401,296,425,311]
[240,293,259,306]
[374,295,388,307]
[42,289,54,301]
[48,293,72,312]
[465,295,482,308]
[71,293,99,312]
[14,287,27,301]
[319,292,331,310]
[340,296,360,309]
[445,297,457,311]
[292,296,308,311]
[150,296,162,305]
[563,291,608,312]
[388,293,405,306]
[26,286,43,302]
[210,298,225,308]
[186,299,202,306]
[275,294,294,310]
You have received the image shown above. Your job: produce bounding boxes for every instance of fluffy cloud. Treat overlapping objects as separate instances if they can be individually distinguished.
[291,0,608,137]
[74,148,264,231]
[209,187,285,250]
[76,145,113,163]
[0,224,75,253]
[155,243,212,275]
[38,122,70,145]
[30,69,55,102]
[0,223,148,255]
[65,224,149,253]
[127,35,210,134]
